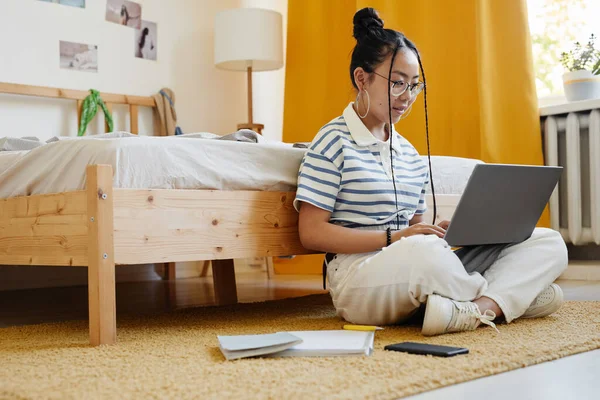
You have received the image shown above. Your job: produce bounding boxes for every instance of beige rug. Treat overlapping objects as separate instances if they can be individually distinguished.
[1,295,599,400]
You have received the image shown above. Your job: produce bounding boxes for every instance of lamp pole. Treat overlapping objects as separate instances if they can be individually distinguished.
[237,63,264,135]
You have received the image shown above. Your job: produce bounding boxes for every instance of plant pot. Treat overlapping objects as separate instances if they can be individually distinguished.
[562,70,600,102]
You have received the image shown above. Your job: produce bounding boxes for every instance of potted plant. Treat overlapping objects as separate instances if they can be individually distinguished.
[560,34,600,102]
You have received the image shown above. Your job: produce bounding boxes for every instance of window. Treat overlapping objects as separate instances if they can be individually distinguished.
[527,0,600,103]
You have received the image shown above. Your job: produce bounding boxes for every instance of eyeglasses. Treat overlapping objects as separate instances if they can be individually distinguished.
[372,71,425,97]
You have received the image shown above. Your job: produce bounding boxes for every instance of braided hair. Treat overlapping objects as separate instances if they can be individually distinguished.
[351,8,437,229]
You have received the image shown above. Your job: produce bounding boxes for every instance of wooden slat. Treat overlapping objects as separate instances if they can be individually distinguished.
[212,259,238,305]
[0,82,155,107]
[112,189,312,265]
[129,104,139,134]
[152,106,162,136]
[104,103,113,133]
[0,188,315,268]
[86,165,116,346]
[77,99,83,132]
[0,191,88,266]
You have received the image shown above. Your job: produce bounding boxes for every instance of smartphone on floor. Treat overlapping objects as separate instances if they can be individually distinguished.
[384,342,468,357]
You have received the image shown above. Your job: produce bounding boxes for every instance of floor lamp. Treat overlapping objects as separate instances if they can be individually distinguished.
[214,8,283,278]
[214,8,283,135]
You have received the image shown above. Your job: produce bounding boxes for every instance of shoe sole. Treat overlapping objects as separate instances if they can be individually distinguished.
[421,294,447,336]
[522,284,565,319]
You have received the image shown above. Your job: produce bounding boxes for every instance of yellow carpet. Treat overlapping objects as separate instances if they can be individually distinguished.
[1,295,599,400]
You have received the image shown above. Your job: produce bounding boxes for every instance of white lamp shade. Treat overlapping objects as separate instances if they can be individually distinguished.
[214,8,283,72]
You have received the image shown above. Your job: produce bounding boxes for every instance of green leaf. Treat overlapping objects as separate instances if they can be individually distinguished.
[97,97,114,133]
[77,89,114,136]
[78,94,98,136]
[592,58,600,75]
[562,33,600,72]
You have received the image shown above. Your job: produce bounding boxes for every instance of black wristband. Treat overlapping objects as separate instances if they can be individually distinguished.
[386,227,392,247]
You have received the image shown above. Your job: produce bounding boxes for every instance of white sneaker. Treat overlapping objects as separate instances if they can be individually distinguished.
[521,284,564,319]
[422,294,499,336]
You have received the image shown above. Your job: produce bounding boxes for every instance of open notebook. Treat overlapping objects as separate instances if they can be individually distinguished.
[218,330,374,361]
[218,332,302,361]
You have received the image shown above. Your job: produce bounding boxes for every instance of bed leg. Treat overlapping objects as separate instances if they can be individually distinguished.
[199,260,211,277]
[266,257,275,280]
[165,279,177,310]
[162,262,176,280]
[212,259,238,305]
[87,165,117,346]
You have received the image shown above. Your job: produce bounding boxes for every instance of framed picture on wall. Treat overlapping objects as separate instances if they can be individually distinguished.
[106,0,142,29]
[135,21,157,61]
[59,41,98,73]
[38,0,85,8]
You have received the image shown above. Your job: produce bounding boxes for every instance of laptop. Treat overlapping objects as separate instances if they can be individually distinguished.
[443,164,563,247]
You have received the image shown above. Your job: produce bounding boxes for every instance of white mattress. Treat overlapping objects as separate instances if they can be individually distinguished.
[0,134,482,198]
[0,134,307,198]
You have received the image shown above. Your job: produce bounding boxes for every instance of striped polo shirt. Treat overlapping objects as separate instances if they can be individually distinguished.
[294,103,429,231]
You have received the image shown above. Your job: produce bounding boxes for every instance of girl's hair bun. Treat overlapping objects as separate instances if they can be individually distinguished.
[353,8,384,41]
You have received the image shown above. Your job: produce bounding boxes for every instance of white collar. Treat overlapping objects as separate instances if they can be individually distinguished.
[343,103,404,153]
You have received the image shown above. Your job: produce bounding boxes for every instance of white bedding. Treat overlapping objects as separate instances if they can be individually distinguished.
[0,133,307,198]
[0,151,27,173]
[0,133,482,198]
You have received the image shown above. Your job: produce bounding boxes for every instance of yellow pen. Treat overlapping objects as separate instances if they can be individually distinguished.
[343,324,384,331]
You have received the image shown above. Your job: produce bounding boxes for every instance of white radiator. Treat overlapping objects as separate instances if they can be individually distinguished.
[542,99,600,245]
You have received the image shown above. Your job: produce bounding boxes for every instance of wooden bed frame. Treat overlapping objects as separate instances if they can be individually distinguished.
[0,82,313,345]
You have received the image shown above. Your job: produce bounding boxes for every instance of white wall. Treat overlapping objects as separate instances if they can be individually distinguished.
[0,0,250,138]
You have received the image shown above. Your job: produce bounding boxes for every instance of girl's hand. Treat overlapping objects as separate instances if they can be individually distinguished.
[437,220,450,230]
[391,222,446,242]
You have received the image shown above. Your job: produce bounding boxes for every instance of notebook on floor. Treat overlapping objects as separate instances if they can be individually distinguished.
[218,330,374,361]
[267,330,374,358]
[218,332,302,361]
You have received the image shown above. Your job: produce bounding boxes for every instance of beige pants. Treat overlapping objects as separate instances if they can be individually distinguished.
[327,228,568,325]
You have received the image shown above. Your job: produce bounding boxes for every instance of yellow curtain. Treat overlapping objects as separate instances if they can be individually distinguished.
[279,0,546,274]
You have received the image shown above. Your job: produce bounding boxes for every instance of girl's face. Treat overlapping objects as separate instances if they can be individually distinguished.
[354,49,421,126]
